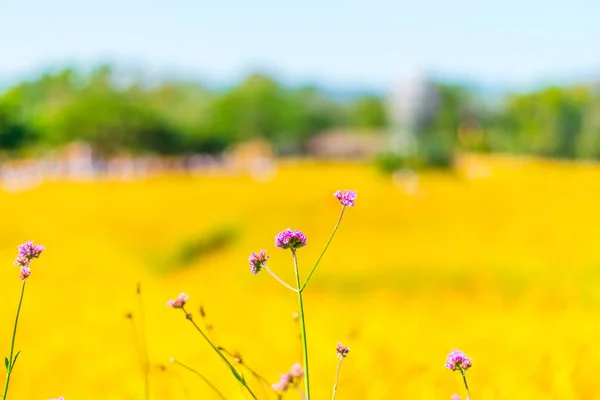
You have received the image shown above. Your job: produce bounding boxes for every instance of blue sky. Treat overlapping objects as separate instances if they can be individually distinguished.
[0,0,598,90]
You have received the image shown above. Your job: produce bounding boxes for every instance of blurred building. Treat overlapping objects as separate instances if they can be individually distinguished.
[306,129,389,159]
[224,139,277,181]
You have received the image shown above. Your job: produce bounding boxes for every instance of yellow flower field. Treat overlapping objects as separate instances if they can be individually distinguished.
[1,154,600,399]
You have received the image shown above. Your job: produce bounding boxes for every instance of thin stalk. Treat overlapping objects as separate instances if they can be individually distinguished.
[301,206,345,291]
[2,281,26,400]
[181,308,257,400]
[264,267,298,292]
[292,313,302,367]
[331,358,344,400]
[126,315,147,395]
[297,388,307,400]
[218,347,271,399]
[460,369,471,399]
[171,358,228,400]
[199,306,217,343]
[292,251,310,400]
[137,283,150,400]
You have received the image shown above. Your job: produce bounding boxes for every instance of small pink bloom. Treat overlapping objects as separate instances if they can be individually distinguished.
[289,362,304,378]
[14,240,44,269]
[275,229,307,250]
[14,256,28,267]
[445,349,472,371]
[167,292,189,309]
[336,342,350,359]
[248,250,269,275]
[19,266,31,281]
[451,395,461,400]
[17,241,44,260]
[271,373,292,392]
[334,189,357,207]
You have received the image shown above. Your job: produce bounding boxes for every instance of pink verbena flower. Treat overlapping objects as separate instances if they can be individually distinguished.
[16,241,44,261]
[336,342,350,359]
[14,240,44,280]
[271,372,292,392]
[248,250,269,275]
[272,363,304,393]
[289,362,304,378]
[167,292,189,309]
[334,189,357,207]
[275,229,307,250]
[14,240,45,268]
[19,266,31,281]
[445,349,472,371]
[14,256,29,267]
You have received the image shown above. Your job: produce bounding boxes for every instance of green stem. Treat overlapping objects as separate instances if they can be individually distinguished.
[137,283,150,400]
[181,308,257,400]
[301,206,346,291]
[460,369,470,399]
[292,251,310,400]
[264,267,298,292]
[331,358,344,400]
[2,280,26,400]
[171,358,228,400]
[218,347,272,399]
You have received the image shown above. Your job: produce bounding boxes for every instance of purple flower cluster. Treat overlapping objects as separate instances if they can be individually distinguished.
[167,292,189,309]
[334,189,357,207]
[275,229,307,251]
[271,363,304,392]
[248,250,269,275]
[14,240,45,281]
[336,342,350,359]
[445,349,472,372]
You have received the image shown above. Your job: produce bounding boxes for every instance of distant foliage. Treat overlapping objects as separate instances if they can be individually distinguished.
[2,65,600,164]
[0,66,384,158]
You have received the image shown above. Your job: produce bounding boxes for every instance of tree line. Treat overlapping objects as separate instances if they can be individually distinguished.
[1,65,599,164]
[0,66,386,159]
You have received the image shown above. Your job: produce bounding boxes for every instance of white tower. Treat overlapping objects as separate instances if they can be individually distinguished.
[387,70,439,156]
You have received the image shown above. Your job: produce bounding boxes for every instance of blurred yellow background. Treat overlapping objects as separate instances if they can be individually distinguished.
[1,155,600,399]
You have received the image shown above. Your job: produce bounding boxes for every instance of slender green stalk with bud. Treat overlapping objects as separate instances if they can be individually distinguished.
[250,189,356,400]
[446,349,473,400]
[168,189,356,399]
[170,357,228,400]
[3,241,45,400]
[332,343,350,400]
[167,294,258,399]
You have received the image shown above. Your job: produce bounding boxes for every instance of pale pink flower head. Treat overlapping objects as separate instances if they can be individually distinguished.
[451,395,461,400]
[14,240,44,267]
[445,349,472,372]
[248,250,269,275]
[275,229,307,251]
[17,241,44,260]
[271,372,292,392]
[14,256,28,267]
[289,362,304,378]
[334,189,357,207]
[167,292,189,309]
[336,342,350,359]
[19,266,31,281]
